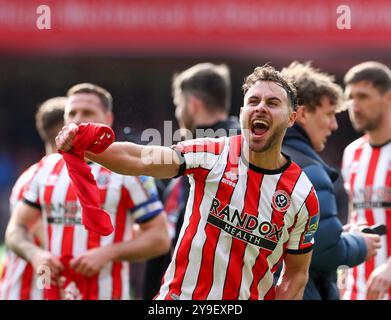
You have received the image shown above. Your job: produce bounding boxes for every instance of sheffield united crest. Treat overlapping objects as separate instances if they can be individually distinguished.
[272,190,291,212]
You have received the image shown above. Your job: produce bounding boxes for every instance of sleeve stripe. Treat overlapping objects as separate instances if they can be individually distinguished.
[131,197,159,212]
[132,201,163,220]
[135,209,163,223]
[286,246,313,255]
[172,147,186,178]
[23,198,41,210]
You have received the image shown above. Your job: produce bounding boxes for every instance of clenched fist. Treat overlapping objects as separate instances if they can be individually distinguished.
[56,123,79,152]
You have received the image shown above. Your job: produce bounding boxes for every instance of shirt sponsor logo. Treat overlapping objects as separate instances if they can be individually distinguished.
[47,216,82,225]
[208,198,283,250]
[44,201,82,225]
[352,186,391,208]
[353,201,391,209]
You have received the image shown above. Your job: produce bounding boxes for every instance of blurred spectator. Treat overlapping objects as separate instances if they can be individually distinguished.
[279,61,380,300]
[0,96,66,299]
[341,61,391,300]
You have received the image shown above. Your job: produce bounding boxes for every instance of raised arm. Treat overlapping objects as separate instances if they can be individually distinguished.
[56,123,181,178]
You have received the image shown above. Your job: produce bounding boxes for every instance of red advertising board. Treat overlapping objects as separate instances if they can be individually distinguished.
[0,0,389,55]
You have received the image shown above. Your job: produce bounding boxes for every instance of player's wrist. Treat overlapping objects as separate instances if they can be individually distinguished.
[28,246,45,266]
[100,245,117,262]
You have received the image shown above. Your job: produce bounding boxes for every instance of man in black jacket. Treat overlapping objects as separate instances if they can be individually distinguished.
[279,62,381,300]
[142,63,240,299]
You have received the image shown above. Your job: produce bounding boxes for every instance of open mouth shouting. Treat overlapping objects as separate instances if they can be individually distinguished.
[251,119,270,138]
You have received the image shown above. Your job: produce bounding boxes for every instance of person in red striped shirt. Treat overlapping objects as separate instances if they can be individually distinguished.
[341,61,391,300]
[280,62,381,300]
[6,83,171,300]
[0,96,66,299]
[56,65,320,300]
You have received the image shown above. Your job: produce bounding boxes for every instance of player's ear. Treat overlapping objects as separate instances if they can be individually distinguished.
[287,110,297,127]
[385,89,391,104]
[105,111,114,127]
[294,105,307,126]
[189,95,203,115]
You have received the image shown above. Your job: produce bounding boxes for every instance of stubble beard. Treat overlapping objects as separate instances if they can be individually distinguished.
[352,116,381,133]
[247,125,285,153]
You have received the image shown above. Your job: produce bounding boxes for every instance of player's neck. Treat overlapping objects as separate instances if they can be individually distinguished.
[367,115,391,146]
[243,140,286,171]
[45,142,57,155]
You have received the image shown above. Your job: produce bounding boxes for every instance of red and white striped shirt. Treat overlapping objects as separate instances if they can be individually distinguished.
[0,162,43,300]
[22,153,163,300]
[156,135,319,300]
[341,136,391,300]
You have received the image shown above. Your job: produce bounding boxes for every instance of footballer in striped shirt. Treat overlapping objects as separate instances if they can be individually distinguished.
[341,61,391,300]
[1,97,66,300]
[56,66,320,300]
[6,84,170,300]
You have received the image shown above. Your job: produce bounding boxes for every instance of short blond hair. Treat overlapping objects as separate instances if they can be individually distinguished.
[67,83,113,112]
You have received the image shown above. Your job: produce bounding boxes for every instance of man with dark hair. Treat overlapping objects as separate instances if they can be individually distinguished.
[0,97,66,299]
[341,61,391,300]
[56,65,320,300]
[280,62,380,300]
[143,63,240,299]
[172,63,234,136]
[6,83,170,300]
